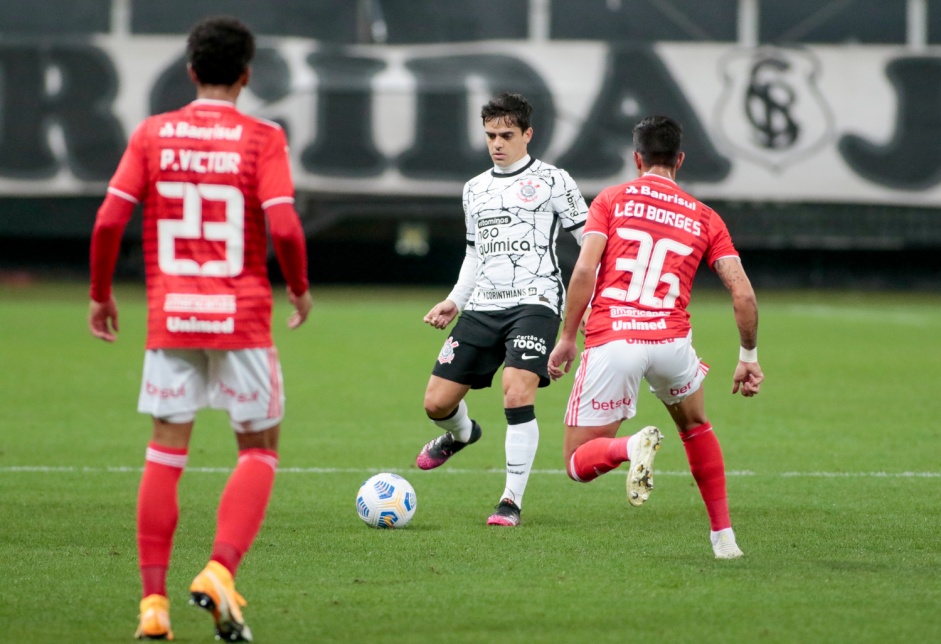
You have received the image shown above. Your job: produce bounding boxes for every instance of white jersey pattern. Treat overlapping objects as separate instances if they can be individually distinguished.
[463,157,587,315]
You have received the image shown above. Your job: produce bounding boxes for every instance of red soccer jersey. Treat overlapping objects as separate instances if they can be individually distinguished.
[106,99,298,350]
[583,173,738,347]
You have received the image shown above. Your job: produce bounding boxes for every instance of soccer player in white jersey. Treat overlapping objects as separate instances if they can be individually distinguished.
[89,17,312,640]
[548,116,764,559]
[416,93,588,526]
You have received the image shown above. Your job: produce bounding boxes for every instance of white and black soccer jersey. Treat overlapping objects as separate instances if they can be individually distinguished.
[461,157,587,316]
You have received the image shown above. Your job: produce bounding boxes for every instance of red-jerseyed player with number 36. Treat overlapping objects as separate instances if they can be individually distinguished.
[88,16,312,641]
[548,116,763,560]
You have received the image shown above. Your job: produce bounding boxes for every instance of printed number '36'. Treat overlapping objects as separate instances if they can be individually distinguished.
[600,228,692,309]
[156,181,244,277]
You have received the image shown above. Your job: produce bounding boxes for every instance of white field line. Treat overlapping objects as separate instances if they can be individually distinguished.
[0,466,939,478]
[781,305,939,327]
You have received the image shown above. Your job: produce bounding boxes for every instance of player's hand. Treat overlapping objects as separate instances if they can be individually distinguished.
[89,297,119,342]
[423,300,459,330]
[732,361,763,397]
[287,289,313,329]
[548,337,578,381]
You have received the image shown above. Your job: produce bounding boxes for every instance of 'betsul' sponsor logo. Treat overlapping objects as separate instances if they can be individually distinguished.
[591,397,632,410]
[218,382,260,403]
[145,381,185,399]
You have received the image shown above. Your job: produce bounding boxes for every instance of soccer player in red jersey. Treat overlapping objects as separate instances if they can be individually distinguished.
[88,16,312,640]
[548,116,763,559]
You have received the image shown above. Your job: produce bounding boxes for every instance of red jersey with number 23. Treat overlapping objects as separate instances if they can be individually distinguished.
[583,173,739,347]
[107,99,297,350]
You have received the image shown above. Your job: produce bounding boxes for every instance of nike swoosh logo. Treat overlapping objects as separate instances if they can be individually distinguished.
[507,462,527,467]
[521,354,539,360]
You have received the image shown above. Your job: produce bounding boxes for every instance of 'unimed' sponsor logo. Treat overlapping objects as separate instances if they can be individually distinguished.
[612,318,668,331]
[167,316,234,334]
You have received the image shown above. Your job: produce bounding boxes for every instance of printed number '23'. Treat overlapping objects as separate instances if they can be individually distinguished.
[156,181,244,277]
[600,228,692,309]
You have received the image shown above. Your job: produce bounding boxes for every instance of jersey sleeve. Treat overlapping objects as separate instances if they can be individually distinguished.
[107,122,149,202]
[266,202,309,296]
[704,209,739,267]
[256,125,296,208]
[89,193,136,302]
[553,168,589,231]
[462,181,475,246]
[584,188,613,238]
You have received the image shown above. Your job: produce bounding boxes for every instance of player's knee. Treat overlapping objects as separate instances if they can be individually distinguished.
[235,424,280,451]
[564,452,584,482]
[503,388,536,410]
[423,395,454,420]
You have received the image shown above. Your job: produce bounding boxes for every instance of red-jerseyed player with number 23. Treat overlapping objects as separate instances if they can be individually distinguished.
[88,16,312,641]
[548,115,763,560]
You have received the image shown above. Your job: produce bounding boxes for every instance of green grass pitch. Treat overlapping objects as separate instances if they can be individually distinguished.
[1,282,939,642]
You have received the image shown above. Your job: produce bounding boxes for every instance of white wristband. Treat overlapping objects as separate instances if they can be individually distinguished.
[739,347,758,363]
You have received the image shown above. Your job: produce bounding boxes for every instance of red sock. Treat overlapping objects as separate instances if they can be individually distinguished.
[568,437,630,482]
[681,423,731,531]
[138,442,188,598]
[211,449,278,576]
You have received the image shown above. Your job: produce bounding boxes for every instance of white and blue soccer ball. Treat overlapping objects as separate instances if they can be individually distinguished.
[356,472,417,529]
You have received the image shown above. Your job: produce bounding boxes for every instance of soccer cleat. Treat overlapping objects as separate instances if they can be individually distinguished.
[415,420,482,470]
[189,560,253,642]
[711,528,744,559]
[487,498,521,527]
[134,594,174,640]
[627,426,664,507]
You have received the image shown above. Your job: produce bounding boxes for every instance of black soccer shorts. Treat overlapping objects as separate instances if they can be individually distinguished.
[431,305,561,389]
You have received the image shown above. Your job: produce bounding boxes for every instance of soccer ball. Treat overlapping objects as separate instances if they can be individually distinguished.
[356,472,417,529]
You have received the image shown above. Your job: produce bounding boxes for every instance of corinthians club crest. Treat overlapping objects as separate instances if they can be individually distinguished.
[517,179,540,202]
[437,336,459,365]
[714,47,835,172]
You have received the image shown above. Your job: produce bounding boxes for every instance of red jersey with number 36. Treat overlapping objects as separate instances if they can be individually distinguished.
[583,173,739,347]
[107,99,296,350]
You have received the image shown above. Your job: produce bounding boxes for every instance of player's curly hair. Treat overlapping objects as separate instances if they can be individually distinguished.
[633,116,683,167]
[481,93,533,132]
[187,16,255,86]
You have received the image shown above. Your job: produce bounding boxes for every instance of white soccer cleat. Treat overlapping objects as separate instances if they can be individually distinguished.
[711,528,744,559]
[627,426,663,507]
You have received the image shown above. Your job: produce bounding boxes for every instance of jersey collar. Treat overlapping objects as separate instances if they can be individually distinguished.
[190,98,238,109]
[642,171,678,186]
[491,155,535,178]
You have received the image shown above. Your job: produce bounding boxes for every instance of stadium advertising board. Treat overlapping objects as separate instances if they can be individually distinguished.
[0,37,938,206]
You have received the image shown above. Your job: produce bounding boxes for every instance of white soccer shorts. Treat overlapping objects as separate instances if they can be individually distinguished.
[137,347,285,432]
[564,334,709,427]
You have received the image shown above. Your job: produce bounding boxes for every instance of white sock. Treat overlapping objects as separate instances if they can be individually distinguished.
[626,432,640,461]
[432,399,474,442]
[710,527,737,545]
[500,419,539,508]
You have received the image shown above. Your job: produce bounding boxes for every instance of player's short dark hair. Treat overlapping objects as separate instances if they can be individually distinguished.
[187,16,255,86]
[481,93,533,132]
[633,116,683,167]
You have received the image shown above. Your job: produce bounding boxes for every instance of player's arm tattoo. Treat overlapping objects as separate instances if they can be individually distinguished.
[714,257,747,291]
